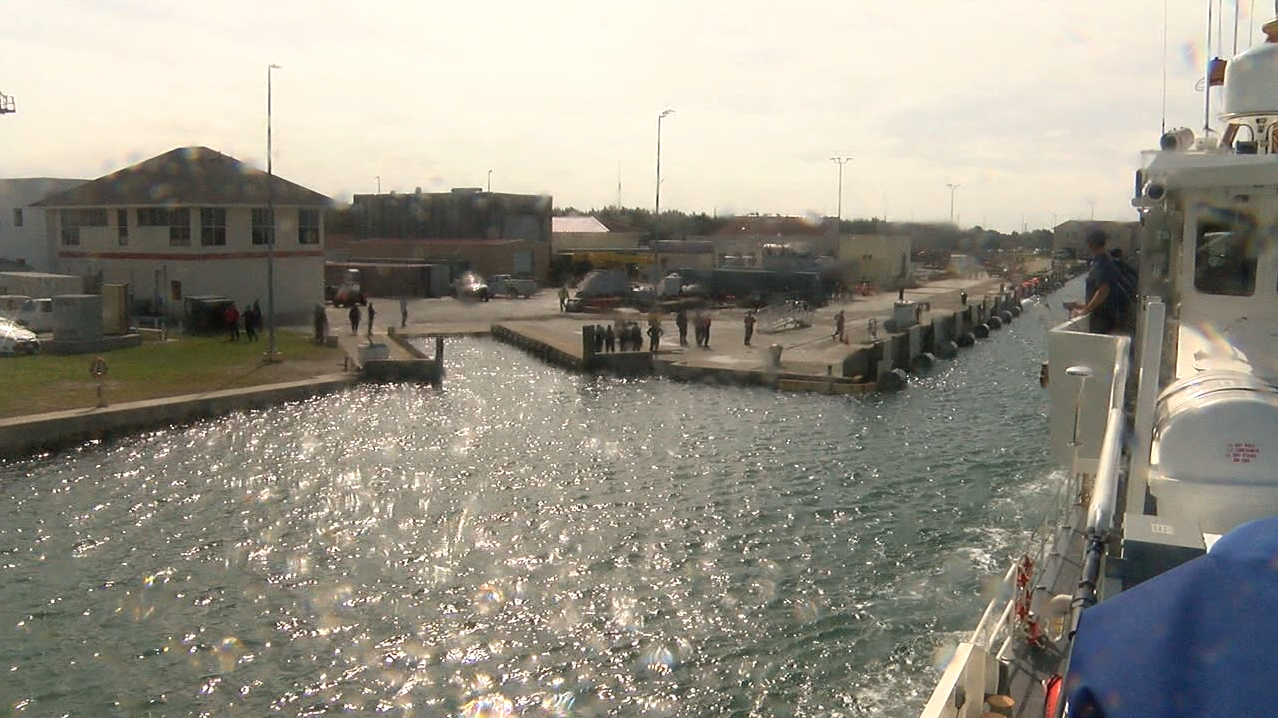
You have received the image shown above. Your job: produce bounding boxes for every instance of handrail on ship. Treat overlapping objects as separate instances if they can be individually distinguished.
[1087,335,1130,538]
[969,332,1130,649]
[922,328,1131,718]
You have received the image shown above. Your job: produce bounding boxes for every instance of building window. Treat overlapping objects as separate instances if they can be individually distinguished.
[117,209,128,246]
[59,208,107,245]
[138,208,170,227]
[169,208,191,246]
[252,208,272,245]
[200,207,227,246]
[298,208,320,244]
[12,208,22,227]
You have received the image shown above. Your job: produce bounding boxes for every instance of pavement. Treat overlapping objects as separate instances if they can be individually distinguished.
[331,274,1013,377]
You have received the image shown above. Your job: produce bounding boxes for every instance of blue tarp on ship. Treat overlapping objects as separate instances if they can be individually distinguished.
[1067,516,1278,717]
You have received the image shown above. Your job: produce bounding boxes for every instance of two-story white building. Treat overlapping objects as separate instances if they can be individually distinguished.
[0,178,88,271]
[34,146,330,320]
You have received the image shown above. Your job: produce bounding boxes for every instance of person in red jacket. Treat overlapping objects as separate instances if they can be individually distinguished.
[225,304,240,342]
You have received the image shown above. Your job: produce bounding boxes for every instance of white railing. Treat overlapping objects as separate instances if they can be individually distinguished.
[1087,335,1130,537]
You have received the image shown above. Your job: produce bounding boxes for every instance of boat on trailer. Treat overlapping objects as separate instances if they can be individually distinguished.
[920,6,1278,717]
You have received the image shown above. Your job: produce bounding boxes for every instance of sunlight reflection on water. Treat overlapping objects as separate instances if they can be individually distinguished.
[0,313,1063,716]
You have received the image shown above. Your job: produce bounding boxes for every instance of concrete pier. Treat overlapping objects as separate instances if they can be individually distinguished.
[0,374,356,459]
[474,278,1041,394]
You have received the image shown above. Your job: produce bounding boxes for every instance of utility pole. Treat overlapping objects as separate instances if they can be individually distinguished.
[654,108,675,277]
[946,183,960,225]
[265,63,282,361]
[830,156,853,223]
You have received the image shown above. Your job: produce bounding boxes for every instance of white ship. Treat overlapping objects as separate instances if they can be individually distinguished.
[921,6,1278,717]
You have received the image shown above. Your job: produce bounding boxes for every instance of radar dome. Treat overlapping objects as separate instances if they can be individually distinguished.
[1223,43,1278,117]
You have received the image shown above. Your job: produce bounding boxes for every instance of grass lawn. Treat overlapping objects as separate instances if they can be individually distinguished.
[0,330,347,419]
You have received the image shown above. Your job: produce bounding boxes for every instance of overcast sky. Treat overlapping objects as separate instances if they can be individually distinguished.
[0,1,1254,231]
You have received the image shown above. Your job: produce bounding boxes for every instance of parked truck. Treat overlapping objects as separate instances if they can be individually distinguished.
[330,268,365,307]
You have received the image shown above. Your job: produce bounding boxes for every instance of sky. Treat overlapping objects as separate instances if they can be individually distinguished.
[0,0,1258,232]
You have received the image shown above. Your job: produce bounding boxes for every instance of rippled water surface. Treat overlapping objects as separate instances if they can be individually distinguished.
[0,295,1074,717]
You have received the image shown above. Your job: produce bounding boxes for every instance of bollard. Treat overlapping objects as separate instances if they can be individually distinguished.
[769,344,783,368]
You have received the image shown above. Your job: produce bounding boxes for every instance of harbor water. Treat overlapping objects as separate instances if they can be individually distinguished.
[0,295,1075,717]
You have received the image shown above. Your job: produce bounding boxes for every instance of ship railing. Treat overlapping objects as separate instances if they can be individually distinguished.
[969,458,1081,652]
[968,332,1130,652]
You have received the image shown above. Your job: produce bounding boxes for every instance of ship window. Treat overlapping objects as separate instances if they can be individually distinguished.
[1194,211,1257,296]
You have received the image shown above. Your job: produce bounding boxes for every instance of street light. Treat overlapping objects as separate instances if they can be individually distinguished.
[654,108,675,278]
[830,156,853,223]
[487,169,493,192]
[266,63,282,361]
[946,183,960,225]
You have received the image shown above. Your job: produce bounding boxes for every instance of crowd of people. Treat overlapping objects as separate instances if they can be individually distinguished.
[589,322,646,353]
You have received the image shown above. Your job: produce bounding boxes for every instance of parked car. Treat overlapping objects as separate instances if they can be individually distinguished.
[486,274,538,298]
[0,318,41,356]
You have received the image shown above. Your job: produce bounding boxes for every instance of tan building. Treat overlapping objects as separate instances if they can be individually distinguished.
[1053,220,1139,258]
[836,234,913,288]
[34,146,330,320]
[710,215,838,268]
[347,238,550,283]
[551,216,645,253]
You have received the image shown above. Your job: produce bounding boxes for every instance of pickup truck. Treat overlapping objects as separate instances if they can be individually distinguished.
[486,275,538,299]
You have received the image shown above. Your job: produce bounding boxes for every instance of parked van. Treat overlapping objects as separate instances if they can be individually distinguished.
[0,295,54,333]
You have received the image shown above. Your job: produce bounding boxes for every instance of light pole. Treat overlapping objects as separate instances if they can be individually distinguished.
[654,108,675,277]
[830,156,853,223]
[266,63,282,361]
[487,169,493,192]
[946,183,960,226]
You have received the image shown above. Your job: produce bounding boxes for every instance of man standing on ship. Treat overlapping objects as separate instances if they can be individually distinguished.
[1068,231,1130,334]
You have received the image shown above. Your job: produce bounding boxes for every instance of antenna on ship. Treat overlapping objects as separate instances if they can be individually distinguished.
[1162,0,1169,134]
[1206,0,1216,134]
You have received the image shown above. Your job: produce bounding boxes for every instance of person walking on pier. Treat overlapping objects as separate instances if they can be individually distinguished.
[366,302,377,338]
[702,314,712,349]
[833,310,846,343]
[244,304,258,342]
[744,310,756,346]
[647,324,663,354]
[400,297,408,328]
[558,285,569,312]
[604,324,616,352]
[349,303,360,336]
[675,309,689,346]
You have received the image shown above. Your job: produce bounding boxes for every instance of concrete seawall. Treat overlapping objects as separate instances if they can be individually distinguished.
[0,374,357,461]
